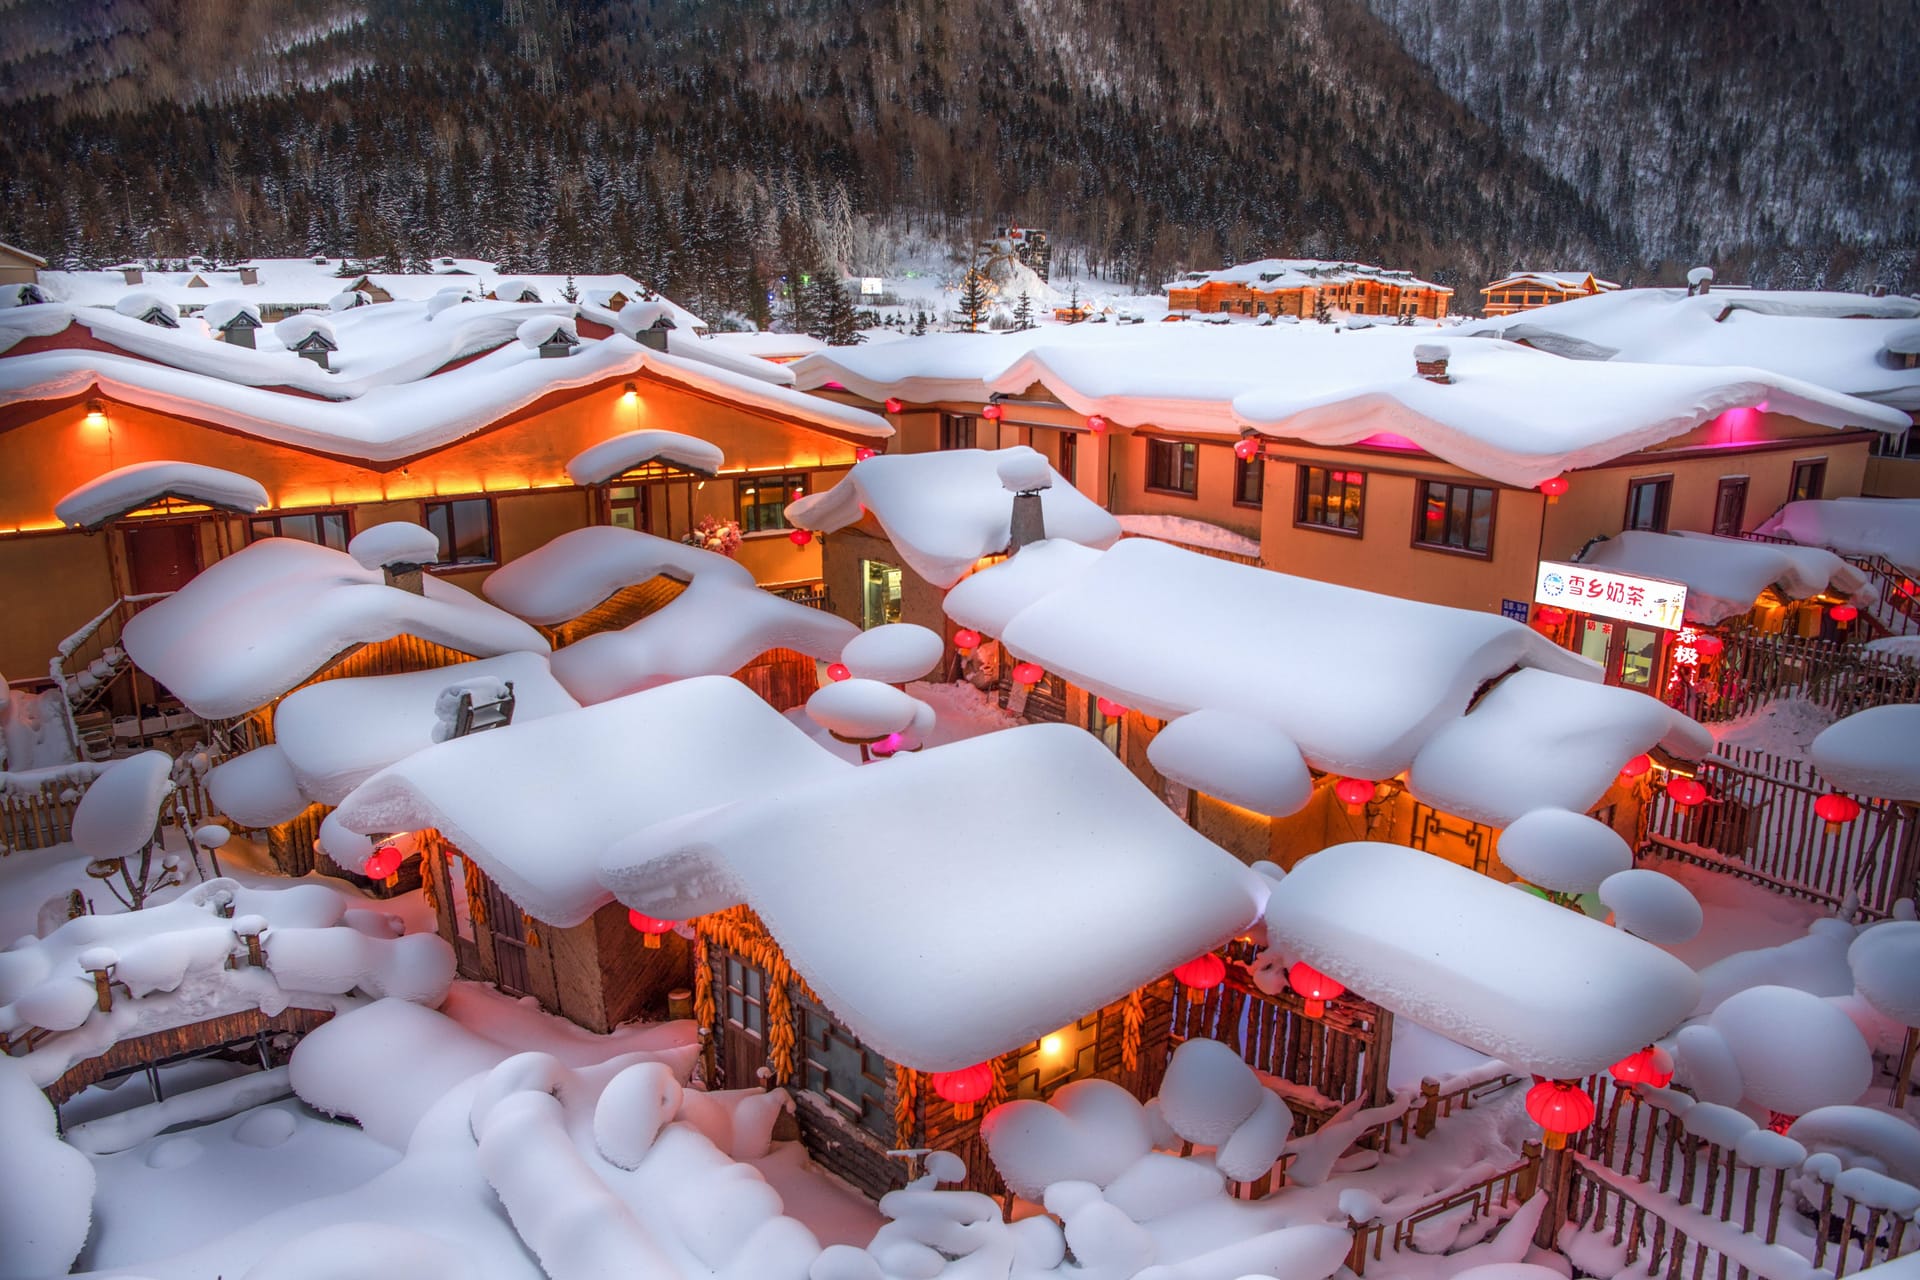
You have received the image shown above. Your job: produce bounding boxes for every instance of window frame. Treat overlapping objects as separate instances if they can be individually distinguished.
[939,413,977,451]
[247,507,353,551]
[796,995,894,1141]
[735,472,808,535]
[1623,475,1673,534]
[1233,453,1264,508]
[1712,476,1749,538]
[1294,464,1366,535]
[1410,478,1497,559]
[421,495,498,568]
[1145,438,1199,497]
[1789,457,1828,503]
[1058,430,1078,486]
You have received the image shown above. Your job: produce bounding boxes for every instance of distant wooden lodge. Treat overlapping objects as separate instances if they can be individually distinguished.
[1480,271,1619,318]
[1166,259,1453,320]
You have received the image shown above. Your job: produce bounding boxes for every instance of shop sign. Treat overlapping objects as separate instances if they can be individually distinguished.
[1534,561,1688,630]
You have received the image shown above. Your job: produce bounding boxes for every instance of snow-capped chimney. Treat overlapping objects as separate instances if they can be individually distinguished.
[1414,343,1451,384]
[1687,266,1714,297]
[122,265,144,285]
[239,266,260,286]
[637,315,675,353]
[349,523,442,594]
[998,447,1053,553]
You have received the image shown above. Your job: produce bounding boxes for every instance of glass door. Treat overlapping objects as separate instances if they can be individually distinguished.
[861,559,902,628]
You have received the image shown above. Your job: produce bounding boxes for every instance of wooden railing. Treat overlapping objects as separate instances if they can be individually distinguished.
[1665,629,1920,724]
[1347,1142,1543,1275]
[1641,745,1920,916]
[1,756,230,855]
[1170,968,1393,1110]
[48,593,172,758]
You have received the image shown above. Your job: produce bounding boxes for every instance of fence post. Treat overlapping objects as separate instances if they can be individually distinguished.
[1415,1077,1441,1137]
[1345,1217,1373,1276]
[1533,1142,1569,1249]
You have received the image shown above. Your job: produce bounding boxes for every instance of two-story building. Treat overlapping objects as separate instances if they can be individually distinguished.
[1165,259,1453,320]
[1479,271,1619,318]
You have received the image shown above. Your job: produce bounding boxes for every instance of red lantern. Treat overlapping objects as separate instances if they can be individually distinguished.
[1814,792,1862,835]
[1533,606,1567,630]
[363,844,402,880]
[1233,437,1260,461]
[1525,1079,1596,1149]
[1012,661,1044,686]
[931,1062,995,1120]
[827,662,852,682]
[1767,1111,1797,1135]
[1334,777,1375,815]
[1086,414,1107,432]
[1538,476,1569,504]
[855,446,878,462]
[883,398,904,415]
[1694,633,1724,660]
[1667,777,1708,808]
[1831,604,1859,626]
[1619,754,1652,780]
[1610,1045,1674,1089]
[1096,696,1127,719]
[1287,962,1345,1018]
[787,529,813,547]
[1172,952,1227,1002]
[982,402,1004,421]
[953,628,982,652]
[627,909,676,949]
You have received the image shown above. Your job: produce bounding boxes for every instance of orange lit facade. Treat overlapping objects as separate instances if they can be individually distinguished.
[1480,271,1620,318]
[1166,262,1452,320]
[0,331,877,677]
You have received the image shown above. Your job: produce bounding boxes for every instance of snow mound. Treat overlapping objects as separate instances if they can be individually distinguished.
[1146,709,1312,817]
[54,460,269,529]
[1756,498,1920,577]
[1497,808,1632,893]
[996,445,1054,493]
[1848,921,1920,1027]
[241,1222,469,1279]
[1812,705,1920,804]
[0,1058,93,1279]
[348,521,441,571]
[205,743,308,828]
[805,679,925,739]
[1599,869,1704,944]
[71,749,173,862]
[515,313,577,349]
[564,428,725,485]
[1707,985,1872,1115]
[1788,1106,1920,1186]
[840,624,944,684]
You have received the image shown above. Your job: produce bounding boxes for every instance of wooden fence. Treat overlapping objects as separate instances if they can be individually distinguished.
[1666,629,1920,724]
[1642,745,1920,917]
[1347,1143,1543,1274]
[2,759,229,855]
[1564,1076,1919,1279]
[1169,969,1394,1110]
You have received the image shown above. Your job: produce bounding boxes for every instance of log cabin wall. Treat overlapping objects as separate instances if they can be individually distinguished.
[241,634,483,746]
[730,646,822,714]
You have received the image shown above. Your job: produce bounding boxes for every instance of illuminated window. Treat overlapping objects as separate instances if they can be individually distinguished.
[423,497,495,565]
[797,996,893,1140]
[1790,458,1827,503]
[736,473,806,533]
[861,559,902,628]
[606,484,647,531]
[249,509,350,551]
[1147,439,1198,495]
[1624,476,1672,533]
[1415,481,1494,556]
[1296,466,1363,532]
[1010,1012,1100,1100]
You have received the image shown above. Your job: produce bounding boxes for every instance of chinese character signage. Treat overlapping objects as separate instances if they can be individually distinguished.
[1499,598,1530,622]
[1534,561,1688,631]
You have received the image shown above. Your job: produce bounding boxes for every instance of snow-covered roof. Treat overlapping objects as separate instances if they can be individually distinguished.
[1755,499,1920,577]
[0,877,453,1087]
[1811,706,1920,804]
[703,332,828,361]
[1265,842,1701,1078]
[332,677,850,926]
[1483,270,1619,294]
[122,536,549,720]
[0,300,889,464]
[1579,531,1870,624]
[1166,258,1450,294]
[600,723,1269,1071]
[481,526,856,703]
[791,324,1902,486]
[52,460,269,529]
[564,429,726,485]
[1463,288,1920,412]
[785,447,1123,587]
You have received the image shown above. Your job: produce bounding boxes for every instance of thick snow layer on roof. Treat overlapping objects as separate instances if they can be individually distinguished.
[122,536,548,719]
[1146,709,1312,817]
[1495,809,1632,893]
[600,724,1268,1071]
[53,460,269,528]
[786,448,1121,587]
[1850,921,1920,1027]
[1484,270,1620,293]
[839,623,944,683]
[1170,257,1448,292]
[564,429,726,485]
[205,742,308,828]
[1756,499,1920,577]
[200,297,261,331]
[1408,668,1712,827]
[705,331,827,360]
[1598,868,1704,944]
[347,521,441,570]
[273,652,579,807]
[1581,531,1868,623]
[1116,513,1261,559]
[483,525,744,624]
[940,537,1104,635]
[1265,843,1701,1078]
[0,1057,93,1278]
[805,678,926,738]
[1464,287,1920,411]
[334,677,850,925]
[0,877,452,1087]
[70,750,172,862]
[1811,705,1920,803]
[0,302,887,463]
[952,536,1595,781]
[1707,985,1872,1115]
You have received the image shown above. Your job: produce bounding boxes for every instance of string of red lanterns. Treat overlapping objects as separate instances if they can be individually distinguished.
[883,398,904,414]
[1287,962,1345,1019]
[1524,1078,1596,1149]
[1618,754,1652,780]
[1233,438,1260,461]
[627,909,676,949]
[982,402,1004,421]
[1086,414,1107,432]
[1666,777,1708,808]
[826,663,852,682]
[855,446,879,461]
[1830,604,1859,626]
[1172,953,1227,1002]
[930,1062,995,1120]
[1096,696,1128,719]
[1011,661,1044,686]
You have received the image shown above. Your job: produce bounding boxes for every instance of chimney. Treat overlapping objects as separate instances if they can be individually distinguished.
[384,562,426,594]
[998,448,1053,553]
[1687,266,1714,297]
[240,266,259,286]
[349,522,439,594]
[637,315,675,353]
[1413,343,1451,384]
[122,265,144,285]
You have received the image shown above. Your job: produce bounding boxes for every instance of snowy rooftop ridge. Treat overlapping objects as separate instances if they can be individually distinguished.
[1166,257,1451,293]
[121,535,550,720]
[1755,498,1920,577]
[54,461,270,529]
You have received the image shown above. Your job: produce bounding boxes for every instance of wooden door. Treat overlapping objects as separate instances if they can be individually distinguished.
[123,522,200,594]
[719,950,768,1089]
[483,879,532,995]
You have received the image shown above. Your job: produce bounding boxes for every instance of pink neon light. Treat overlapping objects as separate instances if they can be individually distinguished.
[1356,432,1421,451]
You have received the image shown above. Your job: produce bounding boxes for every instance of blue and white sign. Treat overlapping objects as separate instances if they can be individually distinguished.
[1499,598,1530,622]
[1535,560,1688,630]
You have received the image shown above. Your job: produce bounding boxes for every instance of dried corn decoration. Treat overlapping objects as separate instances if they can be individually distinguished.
[1121,987,1146,1073]
[697,907,814,1085]
[692,935,716,1030]
[462,852,488,928]
[892,1064,920,1148]
[522,913,541,948]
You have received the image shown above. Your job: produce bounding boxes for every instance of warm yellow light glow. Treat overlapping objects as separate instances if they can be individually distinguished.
[83,399,108,428]
[1040,1033,1065,1058]
[623,381,639,403]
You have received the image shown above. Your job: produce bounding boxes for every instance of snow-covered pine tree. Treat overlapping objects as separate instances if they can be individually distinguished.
[807,275,864,345]
[914,310,928,335]
[957,266,991,332]
[1014,291,1034,330]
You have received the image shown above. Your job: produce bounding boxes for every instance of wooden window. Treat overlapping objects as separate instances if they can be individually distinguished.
[1058,431,1077,485]
[736,473,806,534]
[1084,694,1123,756]
[1009,1012,1101,1100]
[798,996,893,1141]
[1146,439,1198,496]
[1624,476,1672,533]
[1296,465,1364,533]
[606,484,648,531]
[723,954,765,1037]
[1414,480,1495,556]
[423,497,496,565]
[861,559,902,629]
[940,413,977,451]
[250,509,350,550]
[1233,454,1263,507]
[1712,477,1749,537]
[1790,458,1827,503]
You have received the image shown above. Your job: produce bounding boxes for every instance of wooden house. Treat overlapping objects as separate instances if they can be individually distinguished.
[0,240,47,286]
[1165,259,1453,320]
[1480,271,1619,318]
